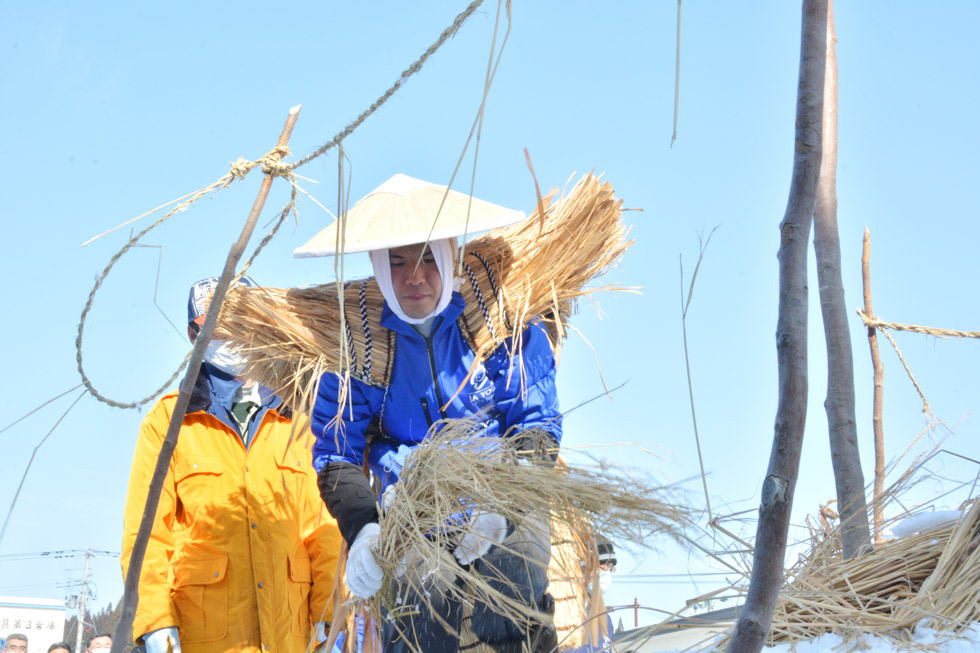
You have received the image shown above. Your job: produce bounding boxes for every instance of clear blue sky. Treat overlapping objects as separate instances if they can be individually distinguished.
[2,1,979,631]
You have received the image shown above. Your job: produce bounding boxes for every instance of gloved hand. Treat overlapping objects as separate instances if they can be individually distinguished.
[453,511,507,565]
[314,621,327,644]
[346,522,384,599]
[143,627,181,653]
[374,444,416,487]
[380,481,400,512]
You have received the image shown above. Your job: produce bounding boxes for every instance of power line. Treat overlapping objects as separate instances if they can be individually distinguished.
[0,550,119,561]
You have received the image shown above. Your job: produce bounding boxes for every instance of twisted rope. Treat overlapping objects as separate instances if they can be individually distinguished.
[461,260,497,340]
[359,280,373,383]
[287,0,485,171]
[852,309,979,418]
[79,0,486,408]
[856,310,980,340]
[471,250,510,331]
[76,146,294,409]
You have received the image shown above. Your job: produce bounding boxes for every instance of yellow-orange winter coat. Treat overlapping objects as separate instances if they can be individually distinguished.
[121,367,343,653]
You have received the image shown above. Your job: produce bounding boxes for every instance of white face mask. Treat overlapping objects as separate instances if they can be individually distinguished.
[204,339,245,376]
[599,569,613,592]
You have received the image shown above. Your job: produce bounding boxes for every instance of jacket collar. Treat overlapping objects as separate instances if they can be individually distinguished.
[188,363,287,418]
[380,291,465,339]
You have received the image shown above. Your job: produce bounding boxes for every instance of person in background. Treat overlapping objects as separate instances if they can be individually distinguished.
[121,277,344,653]
[84,634,111,653]
[47,642,72,653]
[569,537,617,653]
[3,634,27,653]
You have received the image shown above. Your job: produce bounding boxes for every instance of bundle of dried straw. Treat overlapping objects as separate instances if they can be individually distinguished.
[327,422,690,652]
[711,465,980,651]
[214,173,633,412]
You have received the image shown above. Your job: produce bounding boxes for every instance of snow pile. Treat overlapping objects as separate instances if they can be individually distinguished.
[760,622,980,652]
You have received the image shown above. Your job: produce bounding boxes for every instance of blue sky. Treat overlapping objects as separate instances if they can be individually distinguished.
[2,1,979,631]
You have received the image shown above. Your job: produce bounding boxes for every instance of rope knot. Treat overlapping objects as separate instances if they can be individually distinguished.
[228,157,255,180]
[261,145,293,178]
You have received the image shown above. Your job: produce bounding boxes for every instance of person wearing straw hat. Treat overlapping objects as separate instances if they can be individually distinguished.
[121,277,343,653]
[298,174,563,652]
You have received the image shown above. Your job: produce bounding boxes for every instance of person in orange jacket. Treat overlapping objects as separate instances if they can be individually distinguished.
[121,277,344,653]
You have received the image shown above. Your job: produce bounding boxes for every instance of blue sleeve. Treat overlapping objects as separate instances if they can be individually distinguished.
[489,322,563,442]
[311,371,384,471]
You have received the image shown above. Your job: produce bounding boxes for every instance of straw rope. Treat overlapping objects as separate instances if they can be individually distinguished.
[287,0,486,172]
[851,308,980,418]
[75,145,295,409]
[856,310,980,340]
[76,0,492,410]
[215,173,634,413]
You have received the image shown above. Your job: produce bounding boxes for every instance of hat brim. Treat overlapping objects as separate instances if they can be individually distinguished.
[294,174,526,257]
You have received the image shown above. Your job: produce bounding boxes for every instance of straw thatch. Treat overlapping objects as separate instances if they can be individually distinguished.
[214,173,632,412]
[334,422,690,652]
[710,459,980,651]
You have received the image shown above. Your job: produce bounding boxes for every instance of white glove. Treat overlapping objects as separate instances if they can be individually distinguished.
[143,627,181,653]
[346,522,384,599]
[314,621,327,643]
[454,511,507,565]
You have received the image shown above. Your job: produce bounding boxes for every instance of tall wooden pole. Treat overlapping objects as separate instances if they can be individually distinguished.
[727,1,827,650]
[110,105,301,653]
[812,0,871,560]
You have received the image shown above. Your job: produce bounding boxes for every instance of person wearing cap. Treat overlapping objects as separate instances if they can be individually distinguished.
[121,277,343,653]
[298,174,563,652]
[568,537,617,653]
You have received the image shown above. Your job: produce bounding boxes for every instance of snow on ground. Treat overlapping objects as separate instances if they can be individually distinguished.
[756,623,980,653]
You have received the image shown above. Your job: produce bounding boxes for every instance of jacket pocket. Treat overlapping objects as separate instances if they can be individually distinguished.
[171,555,229,643]
[286,553,313,636]
[174,455,224,518]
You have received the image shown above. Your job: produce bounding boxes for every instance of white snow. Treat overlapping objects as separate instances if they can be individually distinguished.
[757,622,980,652]
[885,510,964,539]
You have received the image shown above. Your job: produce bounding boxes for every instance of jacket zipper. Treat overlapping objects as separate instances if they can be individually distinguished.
[419,397,436,429]
[423,323,448,421]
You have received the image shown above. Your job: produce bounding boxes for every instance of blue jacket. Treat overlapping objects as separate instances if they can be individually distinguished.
[311,292,562,482]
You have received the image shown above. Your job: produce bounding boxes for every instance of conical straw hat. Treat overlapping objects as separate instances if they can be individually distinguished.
[293,173,526,257]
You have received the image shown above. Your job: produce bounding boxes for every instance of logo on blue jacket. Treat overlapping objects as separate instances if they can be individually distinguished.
[467,363,495,411]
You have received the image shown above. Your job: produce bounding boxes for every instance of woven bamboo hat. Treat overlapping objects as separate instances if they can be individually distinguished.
[293,173,526,257]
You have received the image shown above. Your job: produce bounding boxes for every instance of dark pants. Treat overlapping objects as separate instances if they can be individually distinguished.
[382,514,551,652]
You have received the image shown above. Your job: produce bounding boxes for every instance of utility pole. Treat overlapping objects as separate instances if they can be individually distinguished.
[75,549,93,653]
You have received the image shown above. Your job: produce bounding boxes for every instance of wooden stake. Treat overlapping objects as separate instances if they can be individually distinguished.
[110,105,301,653]
[863,227,886,543]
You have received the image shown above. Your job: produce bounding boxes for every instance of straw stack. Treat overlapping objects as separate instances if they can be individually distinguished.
[712,496,980,650]
[214,173,632,411]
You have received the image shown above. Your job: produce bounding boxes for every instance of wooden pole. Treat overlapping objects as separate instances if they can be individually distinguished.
[862,227,886,543]
[110,105,301,653]
[727,1,827,651]
[812,0,871,560]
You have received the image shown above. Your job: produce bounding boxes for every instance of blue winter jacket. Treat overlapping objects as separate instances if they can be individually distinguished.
[311,291,562,484]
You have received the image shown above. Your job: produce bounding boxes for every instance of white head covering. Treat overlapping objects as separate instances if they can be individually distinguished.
[369,238,456,324]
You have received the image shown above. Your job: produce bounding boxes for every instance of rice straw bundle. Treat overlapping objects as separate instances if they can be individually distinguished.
[359,421,690,651]
[214,173,633,411]
[712,465,980,650]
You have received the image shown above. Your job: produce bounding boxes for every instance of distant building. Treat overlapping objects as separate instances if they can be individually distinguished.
[613,605,738,652]
[0,596,66,653]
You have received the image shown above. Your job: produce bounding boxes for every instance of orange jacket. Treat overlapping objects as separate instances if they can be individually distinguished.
[121,372,342,653]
